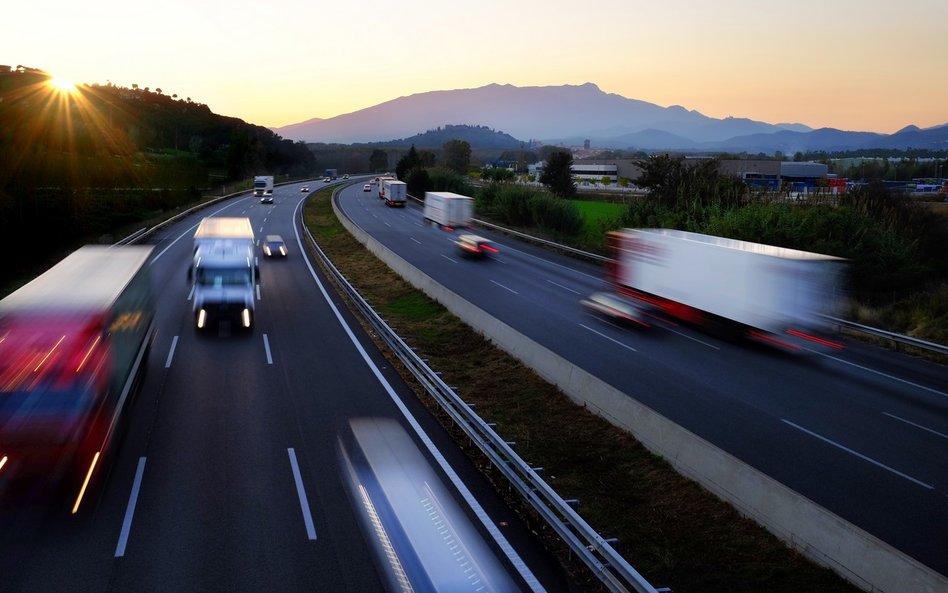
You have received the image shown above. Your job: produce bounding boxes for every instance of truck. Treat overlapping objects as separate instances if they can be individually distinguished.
[381,179,407,207]
[0,246,155,510]
[324,168,338,180]
[253,175,274,199]
[583,229,846,350]
[190,217,257,331]
[376,175,396,199]
[423,191,474,229]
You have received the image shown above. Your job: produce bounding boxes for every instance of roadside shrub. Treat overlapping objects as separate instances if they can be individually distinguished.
[479,184,584,236]
[426,167,472,195]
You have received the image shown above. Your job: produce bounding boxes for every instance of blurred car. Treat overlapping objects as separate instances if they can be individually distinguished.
[323,177,331,183]
[454,234,499,258]
[342,174,349,180]
[259,195,274,204]
[262,235,287,258]
[370,178,379,185]
[300,186,309,192]
[362,184,372,192]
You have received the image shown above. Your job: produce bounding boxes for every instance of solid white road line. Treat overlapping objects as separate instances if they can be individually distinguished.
[164,336,179,368]
[490,279,518,295]
[545,279,580,295]
[781,419,934,490]
[580,323,637,353]
[287,448,317,540]
[114,457,147,557]
[263,334,273,365]
[884,412,948,440]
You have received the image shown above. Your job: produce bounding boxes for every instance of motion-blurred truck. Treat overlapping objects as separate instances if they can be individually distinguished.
[253,175,274,199]
[381,179,407,207]
[0,246,155,511]
[190,217,257,331]
[324,168,338,180]
[583,229,846,350]
[423,191,474,229]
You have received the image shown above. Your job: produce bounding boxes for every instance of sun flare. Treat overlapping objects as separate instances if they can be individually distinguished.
[48,77,77,94]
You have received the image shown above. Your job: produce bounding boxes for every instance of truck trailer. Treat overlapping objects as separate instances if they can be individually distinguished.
[584,229,846,350]
[253,175,274,199]
[324,168,338,180]
[0,246,155,510]
[381,179,407,207]
[423,192,474,229]
[191,217,257,331]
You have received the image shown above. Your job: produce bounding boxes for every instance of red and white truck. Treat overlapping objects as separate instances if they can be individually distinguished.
[583,229,846,350]
[0,246,155,510]
[381,179,407,207]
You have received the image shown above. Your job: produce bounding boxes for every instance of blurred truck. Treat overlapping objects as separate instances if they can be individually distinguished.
[423,191,474,229]
[381,179,407,207]
[253,175,274,199]
[0,246,155,511]
[584,229,846,350]
[324,168,338,180]
[190,217,257,331]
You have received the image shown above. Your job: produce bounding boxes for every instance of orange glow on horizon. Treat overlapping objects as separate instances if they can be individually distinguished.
[48,77,77,94]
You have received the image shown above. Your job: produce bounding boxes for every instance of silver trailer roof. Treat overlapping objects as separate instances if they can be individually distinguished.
[0,245,153,313]
[629,228,845,262]
[194,217,254,240]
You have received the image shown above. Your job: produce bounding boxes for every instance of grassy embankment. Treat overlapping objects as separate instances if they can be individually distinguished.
[302,186,860,593]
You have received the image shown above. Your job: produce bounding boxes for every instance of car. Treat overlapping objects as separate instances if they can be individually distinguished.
[343,174,349,180]
[323,177,331,183]
[370,178,379,185]
[262,234,287,258]
[300,186,309,192]
[259,195,274,204]
[363,184,372,192]
[454,234,499,258]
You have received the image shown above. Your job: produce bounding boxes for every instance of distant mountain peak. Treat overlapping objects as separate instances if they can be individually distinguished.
[895,124,921,134]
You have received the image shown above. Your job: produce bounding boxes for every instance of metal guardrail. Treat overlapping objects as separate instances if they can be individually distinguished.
[307,190,661,593]
[825,316,948,356]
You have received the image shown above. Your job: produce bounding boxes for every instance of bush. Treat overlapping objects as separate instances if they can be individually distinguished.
[478,184,584,236]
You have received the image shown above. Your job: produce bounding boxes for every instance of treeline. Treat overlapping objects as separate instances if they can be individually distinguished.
[0,65,317,281]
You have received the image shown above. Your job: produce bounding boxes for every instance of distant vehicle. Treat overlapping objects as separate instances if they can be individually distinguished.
[260,195,273,204]
[0,246,155,511]
[262,235,287,258]
[342,174,349,180]
[191,217,257,331]
[423,191,474,229]
[253,175,274,199]
[583,229,846,350]
[454,234,498,258]
[324,168,338,180]
[323,177,331,183]
[381,179,407,207]
[300,186,309,193]
[362,184,372,192]
[370,178,379,185]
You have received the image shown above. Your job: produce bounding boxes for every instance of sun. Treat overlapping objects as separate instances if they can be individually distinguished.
[48,77,77,94]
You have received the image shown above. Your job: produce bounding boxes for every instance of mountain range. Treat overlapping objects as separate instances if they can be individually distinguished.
[273,83,948,153]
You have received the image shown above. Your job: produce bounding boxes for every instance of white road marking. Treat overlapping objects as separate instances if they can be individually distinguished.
[259,226,264,233]
[579,323,637,352]
[384,222,391,227]
[410,237,422,245]
[152,201,236,262]
[884,413,948,440]
[499,243,600,281]
[256,284,261,301]
[781,419,934,489]
[263,334,273,365]
[287,448,317,540]
[812,351,948,399]
[441,254,458,264]
[187,284,195,301]
[164,336,179,368]
[490,280,518,295]
[545,279,580,295]
[114,457,147,557]
[664,327,720,350]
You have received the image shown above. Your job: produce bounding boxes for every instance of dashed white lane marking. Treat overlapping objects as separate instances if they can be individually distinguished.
[287,448,317,540]
[114,457,147,557]
[164,336,179,368]
[579,323,637,353]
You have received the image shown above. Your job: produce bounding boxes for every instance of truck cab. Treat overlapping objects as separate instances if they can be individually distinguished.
[191,240,257,331]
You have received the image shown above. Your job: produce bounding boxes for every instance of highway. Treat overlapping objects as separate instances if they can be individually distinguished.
[336,183,948,576]
[0,181,573,592]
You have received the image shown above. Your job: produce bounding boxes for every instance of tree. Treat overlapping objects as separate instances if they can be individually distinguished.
[539,150,576,198]
[369,149,388,172]
[443,139,471,174]
[418,149,436,167]
[396,145,421,180]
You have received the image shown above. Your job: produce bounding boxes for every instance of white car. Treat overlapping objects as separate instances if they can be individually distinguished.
[300,186,309,192]
[363,184,372,192]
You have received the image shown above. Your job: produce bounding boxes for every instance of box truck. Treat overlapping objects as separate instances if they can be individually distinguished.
[381,179,407,207]
[324,168,338,180]
[190,217,257,331]
[0,246,155,510]
[253,175,274,199]
[583,229,846,350]
[423,192,474,229]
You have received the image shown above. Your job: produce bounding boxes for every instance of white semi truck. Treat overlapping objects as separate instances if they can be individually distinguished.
[253,176,274,199]
[190,217,257,331]
[381,179,407,207]
[584,228,846,350]
[423,191,474,229]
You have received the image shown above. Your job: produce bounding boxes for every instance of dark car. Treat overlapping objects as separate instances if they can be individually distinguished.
[262,234,287,258]
[260,194,274,204]
[454,234,499,258]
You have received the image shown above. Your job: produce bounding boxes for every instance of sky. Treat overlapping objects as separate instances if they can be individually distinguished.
[6,0,947,134]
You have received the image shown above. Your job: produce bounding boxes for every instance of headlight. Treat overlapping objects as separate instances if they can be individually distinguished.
[197,309,207,329]
[242,308,252,328]
[264,245,271,256]
[279,246,286,256]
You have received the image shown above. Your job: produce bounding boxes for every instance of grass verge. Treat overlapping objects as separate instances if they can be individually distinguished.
[303,187,861,593]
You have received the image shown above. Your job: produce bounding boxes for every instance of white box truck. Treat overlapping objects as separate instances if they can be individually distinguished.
[253,175,274,199]
[382,180,407,207]
[423,192,474,229]
[190,217,257,331]
[584,228,846,350]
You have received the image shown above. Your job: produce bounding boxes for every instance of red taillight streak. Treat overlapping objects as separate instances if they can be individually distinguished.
[747,330,801,352]
[481,245,499,253]
[444,226,455,232]
[785,329,844,349]
[0,456,7,472]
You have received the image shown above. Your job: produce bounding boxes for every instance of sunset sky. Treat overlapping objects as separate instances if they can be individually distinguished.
[8,0,947,134]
